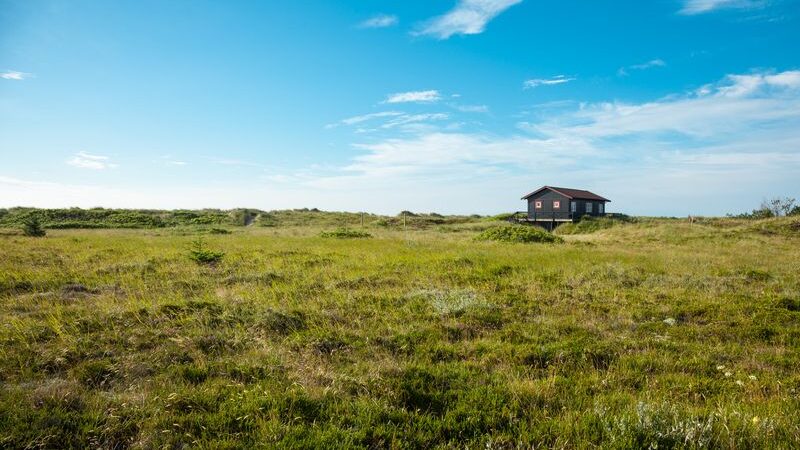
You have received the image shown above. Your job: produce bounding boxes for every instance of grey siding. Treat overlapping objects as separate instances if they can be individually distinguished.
[527,191,570,218]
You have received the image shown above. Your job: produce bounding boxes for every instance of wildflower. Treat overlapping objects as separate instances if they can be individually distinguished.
[748,375,757,381]
[724,372,732,377]
[663,317,676,326]
[716,365,725,371]
[736,380,744,386]
[752,416,761,425]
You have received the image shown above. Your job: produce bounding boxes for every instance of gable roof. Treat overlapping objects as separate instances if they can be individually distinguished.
[521,186,610,202]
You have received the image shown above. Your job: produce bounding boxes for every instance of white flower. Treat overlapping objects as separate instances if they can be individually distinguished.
[663,317,677,326]
[716,365,726,371]
[748,375,757,381]
[736,380,744,386]
[725,372,732,377]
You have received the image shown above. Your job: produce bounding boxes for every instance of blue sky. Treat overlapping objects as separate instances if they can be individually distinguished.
[1,0,799,215]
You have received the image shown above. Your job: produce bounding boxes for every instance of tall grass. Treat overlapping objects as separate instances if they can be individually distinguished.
[0,217,798,447]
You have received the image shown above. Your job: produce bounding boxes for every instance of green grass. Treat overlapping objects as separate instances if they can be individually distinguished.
[1,215,799,448]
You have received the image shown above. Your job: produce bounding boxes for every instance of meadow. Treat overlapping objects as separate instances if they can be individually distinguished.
[1,210,799,448]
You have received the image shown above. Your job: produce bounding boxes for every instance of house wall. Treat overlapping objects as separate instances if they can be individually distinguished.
[572,199,606,217]
[527,191,570,218]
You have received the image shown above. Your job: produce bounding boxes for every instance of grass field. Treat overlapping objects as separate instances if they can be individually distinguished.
[1,213,799,448]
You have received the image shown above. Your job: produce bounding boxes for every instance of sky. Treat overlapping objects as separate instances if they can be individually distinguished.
[1,0,799,216]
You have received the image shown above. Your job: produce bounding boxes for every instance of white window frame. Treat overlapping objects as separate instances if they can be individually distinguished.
[571,201,577,213]
[535,201,542,209]
[586,202,593,214]
[599,203,604,214]
[553,200,560,209]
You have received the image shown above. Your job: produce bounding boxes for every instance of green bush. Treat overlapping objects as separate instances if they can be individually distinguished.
[21,216,46,237]
[319,228,372,239]
[475,225,562,244]
[187,238,225,265]
[557,215,636,235]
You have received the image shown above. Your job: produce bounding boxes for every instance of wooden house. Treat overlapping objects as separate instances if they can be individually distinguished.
[517,186,610,230]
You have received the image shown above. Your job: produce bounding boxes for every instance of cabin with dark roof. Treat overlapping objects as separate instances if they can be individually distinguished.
[514,186,610,230]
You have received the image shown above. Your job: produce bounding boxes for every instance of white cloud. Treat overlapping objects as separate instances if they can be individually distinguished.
[528,70,800,139]
[414,0,523,39]
[299,69,800,214]
[326,111,404,128]
[380,113,450,130]
[679,0,762,15]
[453,104,489,113]
[385,90,442,103]
[618,59,666,76]
[523,75,575,89]
[359,14,399,28]
[67,151,118,170]
[1,71,32,80]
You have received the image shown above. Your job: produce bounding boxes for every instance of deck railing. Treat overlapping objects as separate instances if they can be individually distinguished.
[507,211,607,223]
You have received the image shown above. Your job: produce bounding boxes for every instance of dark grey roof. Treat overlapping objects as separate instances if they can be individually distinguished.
[521,186,610,202]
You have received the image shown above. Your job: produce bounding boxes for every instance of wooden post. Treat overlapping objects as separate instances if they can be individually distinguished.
[360,212,364,228]
[403,212,406,230]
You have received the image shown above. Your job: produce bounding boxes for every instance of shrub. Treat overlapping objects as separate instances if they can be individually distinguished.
[21,216,46,237]
[209,228,231,234]
[557,215,635,235]
[475,225,563,244]
[319,228,372,239]
[187,238,225,265]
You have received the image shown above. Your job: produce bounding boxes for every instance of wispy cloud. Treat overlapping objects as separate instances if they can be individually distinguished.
[679,0,763,15]
[523,75,575,89]
[453,104,489,113]
[67,152,118,170]
[618,59,666,76]
[414,0,523,39]
[359,14,398,28]
[297,69,800,214]
[380,113,450,130]
[531,70,800,139]
[385,90,442,104]
[1,70,32,80]
[159,155,188,166]
[326,111,404,129]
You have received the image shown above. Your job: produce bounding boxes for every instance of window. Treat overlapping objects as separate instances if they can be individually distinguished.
[599,203,604,214]
[535,201,542,209]
[571,202,577,213]
[553,200,560,209]
[586,202,593,213]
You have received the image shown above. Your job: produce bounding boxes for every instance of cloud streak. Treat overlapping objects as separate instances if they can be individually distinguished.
[385,90,442,103]
[523,75,575,89]
[414,0,523,39]
[67,152,118,170]
[618,59,666,76]
[679,0,763,15]
[1,71,32,80]
[359,14,398,28]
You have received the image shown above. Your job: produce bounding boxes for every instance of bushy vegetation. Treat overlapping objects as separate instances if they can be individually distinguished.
[476,224,564,243]
[20,216,46,237]
[556,214,637,235]
[319,227,372,239]
[1,215,799,447]
[729,197,799,219]
[187,238,225,265]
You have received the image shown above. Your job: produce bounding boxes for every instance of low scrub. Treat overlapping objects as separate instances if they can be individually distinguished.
[187,238,225,265]
[556,214,636,235]
[476,225,563,243]
[319,228,372,239]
